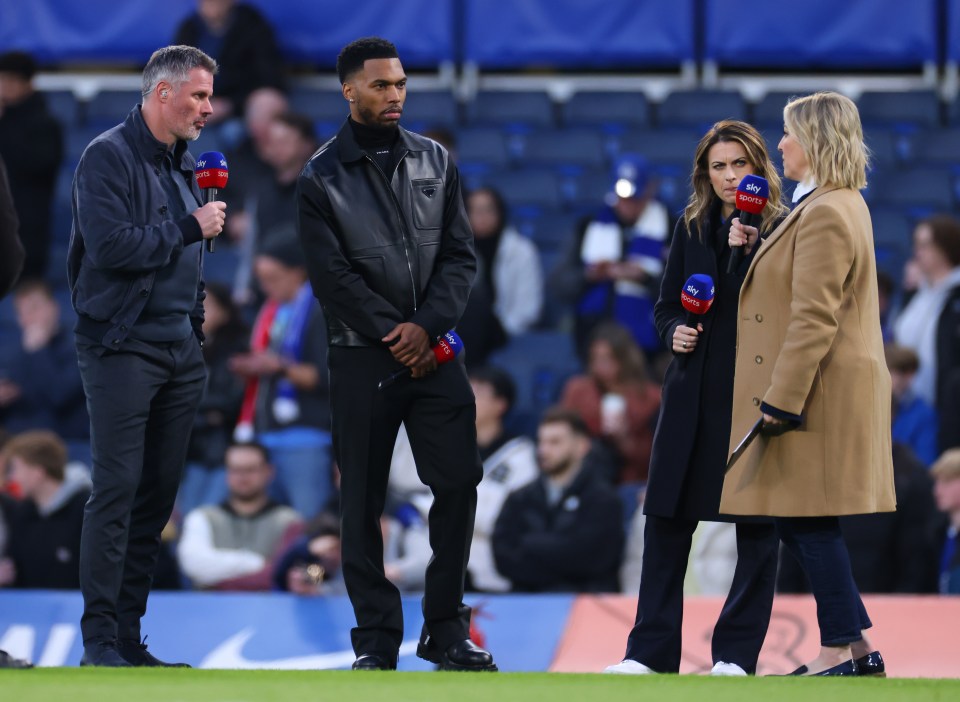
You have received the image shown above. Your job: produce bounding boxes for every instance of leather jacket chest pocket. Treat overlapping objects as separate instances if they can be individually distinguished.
[411,178,443,231]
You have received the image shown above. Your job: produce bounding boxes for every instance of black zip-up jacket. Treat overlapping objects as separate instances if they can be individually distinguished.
[67,106,205,349]
[297,119,476,347]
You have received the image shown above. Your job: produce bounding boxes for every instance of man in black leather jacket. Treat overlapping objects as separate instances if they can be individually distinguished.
[297,37,496,672]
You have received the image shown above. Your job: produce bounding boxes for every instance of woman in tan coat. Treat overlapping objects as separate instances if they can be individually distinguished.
[724,92,896,676]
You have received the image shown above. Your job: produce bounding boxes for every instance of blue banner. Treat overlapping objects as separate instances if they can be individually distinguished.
[0,591,573,670]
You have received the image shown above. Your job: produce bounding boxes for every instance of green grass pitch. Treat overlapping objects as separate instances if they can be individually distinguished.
[2,669,958,702]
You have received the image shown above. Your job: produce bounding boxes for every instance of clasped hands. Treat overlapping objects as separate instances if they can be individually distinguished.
[383,323,437,379]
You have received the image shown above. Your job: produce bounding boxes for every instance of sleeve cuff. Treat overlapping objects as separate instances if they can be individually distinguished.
[177,215,203,246]
[760,401,803,425]
[408,310,445,344]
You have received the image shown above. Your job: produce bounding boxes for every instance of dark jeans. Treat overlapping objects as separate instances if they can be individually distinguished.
[775,516,872,646]
[328,346,482,660]
[76,335,205,644]
[625,515,779,673]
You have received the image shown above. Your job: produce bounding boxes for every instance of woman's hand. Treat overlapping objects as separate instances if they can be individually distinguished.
[729,217,760,254]
[672,323,704,354]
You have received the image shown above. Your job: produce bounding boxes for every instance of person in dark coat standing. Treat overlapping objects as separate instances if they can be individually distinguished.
[606,121,788,677]
[0,51,63,279]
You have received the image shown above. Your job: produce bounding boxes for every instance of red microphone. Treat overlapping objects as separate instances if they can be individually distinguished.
[728,174,769,274]
[378,331,464,390]
[195,151,229,253]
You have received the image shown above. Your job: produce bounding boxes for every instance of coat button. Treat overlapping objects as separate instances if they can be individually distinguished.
[752,397,761,406]
[120,325,127,332]
[111,339,120,345]
[159,205,168,214]
[755,313,763,322]
[140,289,149,297]
[755,355,763,364]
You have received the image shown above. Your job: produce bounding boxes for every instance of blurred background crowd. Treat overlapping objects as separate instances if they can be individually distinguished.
[1,0,960,599]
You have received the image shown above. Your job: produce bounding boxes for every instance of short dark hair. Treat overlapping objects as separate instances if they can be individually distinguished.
[920,214,960,268]
[13,277,54,300]
[273,111,317,146]
[5,430,67,482]
[885,343,920,374]
[226,441,271,464]
[468,366,517,413]
[539,406,590,438]
[0,51,38,80]
[337,37,399,84]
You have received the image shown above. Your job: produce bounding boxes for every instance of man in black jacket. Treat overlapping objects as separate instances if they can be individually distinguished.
[297,37,495,672]
[69,45,224,668]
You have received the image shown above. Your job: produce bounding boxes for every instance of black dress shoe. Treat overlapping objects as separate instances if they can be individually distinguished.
[352,653,396,670]
[118,638,190,668]
[854,651,885,677]
[788,659,858,677]
[417,637,497,672]
[80,640,134,667]
[0,649,33,669]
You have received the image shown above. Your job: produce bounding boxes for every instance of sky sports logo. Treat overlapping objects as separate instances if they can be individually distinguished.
[196,155,227,169]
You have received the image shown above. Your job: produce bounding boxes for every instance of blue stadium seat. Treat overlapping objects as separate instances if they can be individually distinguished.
[866,168,956,211]
[456,128,510,168]
[656,90,746,129]
[857,91,942,129]
[44,90,80,126]
[515,210,581,254]
[480,169,563,209]
[562,167,612,209]
[906,129,960,165]
[520,129,607,169]
[51,166,74,245]
[65,125,104,167]
[84,90,142,128]
[870,209,914,276]
[487,330,583,436]
[45,244,70,289]
[288,89,347,122]
[614,129,700,166]
[466,90,556,129]
[864,129,903,166]
[562,92,651,130]
[400,91,459,130]
[752,91,807,127]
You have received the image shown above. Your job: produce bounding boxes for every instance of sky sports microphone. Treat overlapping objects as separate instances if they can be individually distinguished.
[195,151,229,253]
[727,174,769,274]
[378,331,464,390]
[678,274,714,366]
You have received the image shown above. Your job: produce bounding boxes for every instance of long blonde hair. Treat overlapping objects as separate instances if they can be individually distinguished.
[783,91,870,190]
[683,120,788,238]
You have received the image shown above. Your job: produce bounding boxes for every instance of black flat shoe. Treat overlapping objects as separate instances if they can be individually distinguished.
[352,653,396,670]
[118,638,190,667]
[854,651,885,677]
[80,640,133,667]
[788,659,858,677]
[417,636,498,672]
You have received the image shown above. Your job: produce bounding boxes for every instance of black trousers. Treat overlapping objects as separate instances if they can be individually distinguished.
[775,517,872,646]
[328,346,482,660]
[624,515,779,673]
[76,335,205,644]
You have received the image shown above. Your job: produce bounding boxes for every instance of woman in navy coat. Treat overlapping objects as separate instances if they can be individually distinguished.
[607,120,787,676]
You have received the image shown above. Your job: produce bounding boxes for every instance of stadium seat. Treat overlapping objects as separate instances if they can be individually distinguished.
[44,89,81,127]
[867,168,956,211]
[288,88,348,124]
[906,128,960,165]
[399,90,459,130]
[656,90,747,130]
[561,91,651,130]
[481,169,563,209]
[614,129,700,166]
[864,128,903,166]
[857,90,942,129]
[515,209,581,253]
[870,208,914,277]
[752,91,808,127]
[520,129,608,169]
[466,90,556,129]
[562,166,613,210]
[456,128,511,168]
[84,90,143,128]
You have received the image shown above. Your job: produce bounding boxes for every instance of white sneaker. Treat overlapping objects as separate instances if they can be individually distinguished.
[711,661,747,676]
[604,659,655,675]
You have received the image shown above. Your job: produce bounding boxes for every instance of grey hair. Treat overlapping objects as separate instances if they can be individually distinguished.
[141,45,218,98]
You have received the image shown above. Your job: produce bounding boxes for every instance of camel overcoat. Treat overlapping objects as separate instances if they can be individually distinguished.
[720,186,896,517]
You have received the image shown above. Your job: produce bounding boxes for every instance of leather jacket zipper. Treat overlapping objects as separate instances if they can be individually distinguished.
[365,151,419,312]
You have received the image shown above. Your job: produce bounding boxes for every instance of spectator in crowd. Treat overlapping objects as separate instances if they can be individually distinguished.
[0,431,88,589]
[272,511,345,596]
[460,188,543,353]
[933,449,960,594]
[380,494,431,593]
[876,270,896,342]
[886,343,939,467]
[0,279,88,446]
[229,234,331,519]
[549,154,670,362]
[173,0,286,124]
[893,214,960,453]
[493,407,623,592]
[178,441,301,589]
[390,366,539,591]
[0,51,63,279]
[179,282,249,517]
[560,322,660,487]
[778,442,940,594]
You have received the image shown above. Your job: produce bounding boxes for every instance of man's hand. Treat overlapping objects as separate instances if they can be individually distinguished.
[410,349,438,379]
[192,201,227,240]
[382,323,430,366]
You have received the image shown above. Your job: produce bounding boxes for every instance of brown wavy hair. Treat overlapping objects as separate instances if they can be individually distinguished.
[683,120,788,239]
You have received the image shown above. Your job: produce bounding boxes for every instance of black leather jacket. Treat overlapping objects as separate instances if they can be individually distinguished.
[297,120,476,347]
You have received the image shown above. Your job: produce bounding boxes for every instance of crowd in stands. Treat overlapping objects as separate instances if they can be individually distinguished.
[1,0,960,599]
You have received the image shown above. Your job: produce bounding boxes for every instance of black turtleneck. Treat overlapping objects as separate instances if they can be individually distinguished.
[349,117,400,178]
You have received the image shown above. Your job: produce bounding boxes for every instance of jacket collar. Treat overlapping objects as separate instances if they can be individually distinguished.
[335,118,429,164]
[124,105,194,171]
